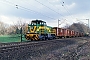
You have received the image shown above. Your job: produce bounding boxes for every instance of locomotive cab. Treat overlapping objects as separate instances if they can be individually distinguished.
[27,20,46,33]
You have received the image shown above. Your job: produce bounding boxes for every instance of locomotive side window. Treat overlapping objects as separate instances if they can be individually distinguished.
[31,22,36,25]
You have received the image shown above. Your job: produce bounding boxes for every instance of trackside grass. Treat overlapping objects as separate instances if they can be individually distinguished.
[0,34,27,43]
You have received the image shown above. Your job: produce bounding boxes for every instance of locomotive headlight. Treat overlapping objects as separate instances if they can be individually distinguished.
[27,31,30,33]
[35,31,37,33]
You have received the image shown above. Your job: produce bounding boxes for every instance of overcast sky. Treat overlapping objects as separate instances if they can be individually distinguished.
[0,0,90,27]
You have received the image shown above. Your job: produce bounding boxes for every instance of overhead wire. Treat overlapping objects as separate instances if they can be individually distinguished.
[18,5,56,20]
[21,0,56,19]
[48,1,65,18]
[56,0,76,26]
[60,0,74,19]
[48,1,72,26]
[48,1,62,12]
[34,0,65,17]
[1,0,56,20]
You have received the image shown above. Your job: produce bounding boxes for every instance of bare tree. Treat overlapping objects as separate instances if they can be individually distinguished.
[0,21,7,35]
[68,23,90,34]
[13,20,28,34]
[0,20,28,35]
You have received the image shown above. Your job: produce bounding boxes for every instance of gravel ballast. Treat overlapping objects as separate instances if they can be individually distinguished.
[0,37,90,60]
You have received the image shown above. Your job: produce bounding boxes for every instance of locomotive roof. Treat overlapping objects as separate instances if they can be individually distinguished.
[31,20,46,23]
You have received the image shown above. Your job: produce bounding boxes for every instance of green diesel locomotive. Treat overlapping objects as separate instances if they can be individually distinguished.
[25,20,56,41]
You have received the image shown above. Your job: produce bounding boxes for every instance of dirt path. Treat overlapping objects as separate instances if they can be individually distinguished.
[27,37,90,60]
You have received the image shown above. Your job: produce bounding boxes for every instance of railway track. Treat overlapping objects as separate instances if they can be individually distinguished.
[0,37,89,60]
[0,38,61,47]
[0,39,76,53]
[0,37,86,50]
[0,37,76,48]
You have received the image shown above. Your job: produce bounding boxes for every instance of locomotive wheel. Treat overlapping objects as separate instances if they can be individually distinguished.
[26,36,30,40]
[43,37,45,40]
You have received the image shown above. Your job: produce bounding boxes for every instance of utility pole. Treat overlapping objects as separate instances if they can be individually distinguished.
[86,19,89,28]
[86,19,89,35]
[58,19,68,28]
[58,19,60,28]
